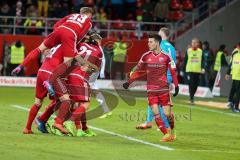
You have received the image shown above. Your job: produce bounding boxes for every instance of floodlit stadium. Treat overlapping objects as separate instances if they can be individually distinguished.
[0,0,239,160]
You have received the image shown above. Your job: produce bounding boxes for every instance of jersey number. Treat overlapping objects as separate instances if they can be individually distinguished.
[46,44,61,58]
[78,46,92,59]
[68,14,87,25]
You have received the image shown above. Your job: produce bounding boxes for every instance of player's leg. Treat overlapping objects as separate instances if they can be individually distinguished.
[150,103,171,139]
[52,78,72,134]
[23,97,43,134]
[35,99,58,133]
[136,105,169,130]
[67,75,96,136]
[136,106,153,129]
[23,72,49,134]
[38,99,58,123]
[161,92,175,141]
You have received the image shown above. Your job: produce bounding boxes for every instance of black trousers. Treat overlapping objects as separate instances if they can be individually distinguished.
[111,61,125,80]
[188,72,200,100]
[228,80,240,109]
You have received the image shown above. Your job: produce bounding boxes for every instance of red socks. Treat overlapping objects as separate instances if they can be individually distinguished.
[154,114,167,134]
[25,104,41,130]
[81,112,88,131]
[38,100,56,123]
[70,106,87,130]
[54,100,72,125]
[167,114,175,130]
[74,120,81,130]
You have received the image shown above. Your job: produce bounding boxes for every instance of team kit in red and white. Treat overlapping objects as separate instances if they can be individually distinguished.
[15,9,109,135]
[13,8,178,141]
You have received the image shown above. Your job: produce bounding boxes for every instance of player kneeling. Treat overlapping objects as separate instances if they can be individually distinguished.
[123,34,179,142]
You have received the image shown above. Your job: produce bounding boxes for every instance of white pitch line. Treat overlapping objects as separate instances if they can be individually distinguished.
[9,104,240,154]
[10,104,174,151]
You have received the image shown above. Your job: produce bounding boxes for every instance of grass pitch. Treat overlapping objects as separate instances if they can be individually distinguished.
[0,87,240,160]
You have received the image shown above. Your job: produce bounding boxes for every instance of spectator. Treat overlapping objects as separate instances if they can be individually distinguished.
[111,34,128,80]
[225,42,240,112]
[182,38,204,104]
[84,0,94,7]
[14,1,25,34]
[24,5,43,35]
[154,0,169,22]
[126,0,137,19]
[103,43,114,79]
[201,41,214,88]
[141,0,154,22]
[96,7,108,27]
[7,40,25,76]
[0,3,13,34]
[38,0,49,17]
[48,1,65,18]
[110,0,124,19]
[213,44,228,75]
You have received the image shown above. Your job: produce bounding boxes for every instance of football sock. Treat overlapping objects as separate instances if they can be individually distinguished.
[167,114,175,130]
[69,106,86,121]
[154,114,167,134]
[38,100,56,123]
[74,120,81,130]
[54,100,72,125]
[81,112,88,131]
[25,104,41,130]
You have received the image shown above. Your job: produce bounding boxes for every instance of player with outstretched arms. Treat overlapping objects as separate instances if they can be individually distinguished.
[123,34,179,142]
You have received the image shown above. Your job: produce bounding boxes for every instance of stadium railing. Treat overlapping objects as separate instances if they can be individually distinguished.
[0,16,174,40]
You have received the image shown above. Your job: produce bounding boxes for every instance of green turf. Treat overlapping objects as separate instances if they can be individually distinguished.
[0,86,240,160]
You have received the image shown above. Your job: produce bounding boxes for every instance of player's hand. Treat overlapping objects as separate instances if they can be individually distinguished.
[225,74,230,81]
[43,81,55,97]
[173,86,179,97]
[123,82,130,89]
[201,69,205,74]
[11,65,23,76]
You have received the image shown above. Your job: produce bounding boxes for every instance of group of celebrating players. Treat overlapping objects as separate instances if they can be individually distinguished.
[12,6,179,142]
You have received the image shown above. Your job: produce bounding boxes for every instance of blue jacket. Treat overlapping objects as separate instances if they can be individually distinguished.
[160,40,177,82]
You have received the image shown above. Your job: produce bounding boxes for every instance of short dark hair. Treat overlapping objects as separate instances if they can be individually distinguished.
[219,44,226,51]
[148,34,162,43]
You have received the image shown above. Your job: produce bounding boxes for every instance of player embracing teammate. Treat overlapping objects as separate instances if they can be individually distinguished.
[11,7,95,134]
[123,34,179,142]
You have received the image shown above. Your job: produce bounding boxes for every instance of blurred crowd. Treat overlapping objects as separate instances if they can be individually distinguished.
[0,0,229,35]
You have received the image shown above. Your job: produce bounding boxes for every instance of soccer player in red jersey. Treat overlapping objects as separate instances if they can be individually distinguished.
[123,34,179,142]
[42,34,103,134]
[21,43,76,134]
[12,7,94,75]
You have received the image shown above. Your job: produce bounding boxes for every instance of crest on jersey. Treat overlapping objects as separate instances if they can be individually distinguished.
[159,57,164,63]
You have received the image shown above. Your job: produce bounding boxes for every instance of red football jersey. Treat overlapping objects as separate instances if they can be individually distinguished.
[69,42,103,81]
[39,44,75,73]
[53,14,92,41]
[129,50,178,92]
